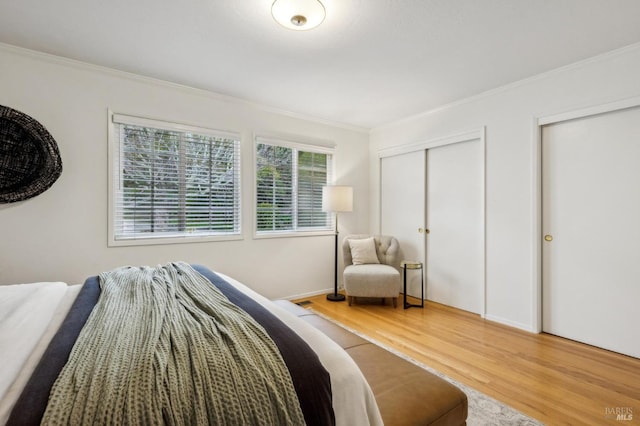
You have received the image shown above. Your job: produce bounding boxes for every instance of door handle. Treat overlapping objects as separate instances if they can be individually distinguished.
[544,234,553,242]
[418,228,430,234]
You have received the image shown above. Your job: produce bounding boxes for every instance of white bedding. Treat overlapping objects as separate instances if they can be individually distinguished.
[0,272,382,426]
[0,282,83,424]
[0,282,67,400]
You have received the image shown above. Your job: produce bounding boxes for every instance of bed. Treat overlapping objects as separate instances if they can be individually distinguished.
[0,262,383,426]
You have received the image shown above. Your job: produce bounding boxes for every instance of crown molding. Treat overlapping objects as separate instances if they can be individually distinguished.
[0,42,369,134]
[375,41,640,131]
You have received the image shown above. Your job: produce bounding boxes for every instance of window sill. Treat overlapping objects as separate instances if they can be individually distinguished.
[253,229,335,240]
[108,233,244,247]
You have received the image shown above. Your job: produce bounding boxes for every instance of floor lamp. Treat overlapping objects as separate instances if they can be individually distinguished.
[322,185,353,302]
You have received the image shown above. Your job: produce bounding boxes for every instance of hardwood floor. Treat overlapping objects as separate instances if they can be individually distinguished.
[293,293,640,425]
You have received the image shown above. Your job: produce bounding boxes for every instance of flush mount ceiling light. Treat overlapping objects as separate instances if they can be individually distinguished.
[271,0,326,31]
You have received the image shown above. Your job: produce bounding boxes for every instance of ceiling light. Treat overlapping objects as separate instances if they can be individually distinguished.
[271,0,326,31]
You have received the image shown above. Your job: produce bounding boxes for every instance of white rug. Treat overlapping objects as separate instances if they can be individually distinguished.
[311,310,543,426]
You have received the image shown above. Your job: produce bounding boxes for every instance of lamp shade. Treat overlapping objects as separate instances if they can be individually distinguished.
[271,0,326,31]
[322,186,353,213]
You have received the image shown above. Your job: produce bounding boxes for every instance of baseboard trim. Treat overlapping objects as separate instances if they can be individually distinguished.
[484,314,536,333]
[280,288,335,301]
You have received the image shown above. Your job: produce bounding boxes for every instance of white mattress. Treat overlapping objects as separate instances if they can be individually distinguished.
[0,273,382,426]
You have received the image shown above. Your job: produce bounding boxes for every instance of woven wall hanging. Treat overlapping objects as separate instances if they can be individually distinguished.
[0,105,63,203]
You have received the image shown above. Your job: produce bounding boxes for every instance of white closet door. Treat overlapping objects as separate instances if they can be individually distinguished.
[542,106,640,358]
[426,139,484,314]
[381,151,426,297]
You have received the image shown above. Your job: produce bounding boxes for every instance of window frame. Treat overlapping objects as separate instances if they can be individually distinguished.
[253,135,336,239]
[108,111,242,246]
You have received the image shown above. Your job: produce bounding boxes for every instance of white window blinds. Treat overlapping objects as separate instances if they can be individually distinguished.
[111,114,241,242]
[256,137,333,234]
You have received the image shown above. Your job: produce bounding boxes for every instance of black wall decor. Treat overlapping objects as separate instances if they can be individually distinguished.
[0,105,62,203]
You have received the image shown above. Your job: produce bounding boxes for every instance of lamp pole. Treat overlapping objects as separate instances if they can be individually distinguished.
[322,185,352,302]
[327,213,345,301]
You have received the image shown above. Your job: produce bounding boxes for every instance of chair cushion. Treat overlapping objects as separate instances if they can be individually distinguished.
[348,237,380,265]
[344,264,400,298]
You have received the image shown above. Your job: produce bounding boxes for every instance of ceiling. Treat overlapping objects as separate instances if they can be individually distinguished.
[1,0,640,129]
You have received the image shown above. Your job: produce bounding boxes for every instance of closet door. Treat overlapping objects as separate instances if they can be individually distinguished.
[426,139,484,314]
[542,106,640,358]
[381,151,426,297]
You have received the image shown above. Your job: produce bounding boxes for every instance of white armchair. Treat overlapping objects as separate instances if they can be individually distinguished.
[342,234,401,307]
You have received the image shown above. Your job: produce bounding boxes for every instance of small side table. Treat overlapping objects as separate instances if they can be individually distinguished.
[401,260,424,309]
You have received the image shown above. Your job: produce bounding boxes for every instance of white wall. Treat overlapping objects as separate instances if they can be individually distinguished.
[0,44,370,299]
[369,43,640,331]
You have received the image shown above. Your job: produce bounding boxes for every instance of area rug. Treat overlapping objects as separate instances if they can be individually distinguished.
[310,310,543,426]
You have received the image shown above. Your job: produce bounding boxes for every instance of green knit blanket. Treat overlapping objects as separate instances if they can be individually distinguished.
[41,262,306,425]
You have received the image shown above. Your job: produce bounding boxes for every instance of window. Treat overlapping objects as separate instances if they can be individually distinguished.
[255,137,334,235]
[110,113,241,244]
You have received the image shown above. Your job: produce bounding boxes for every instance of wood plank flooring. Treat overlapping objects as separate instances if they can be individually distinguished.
[293,294,640,425]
